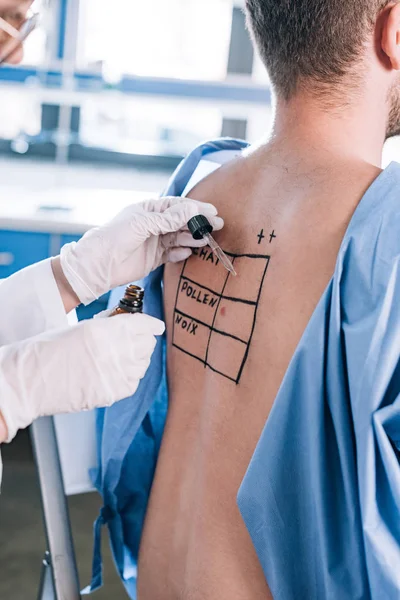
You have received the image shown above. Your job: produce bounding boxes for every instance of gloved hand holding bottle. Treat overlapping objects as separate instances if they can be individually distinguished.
[0,196,223,446]
[0,313,164,442]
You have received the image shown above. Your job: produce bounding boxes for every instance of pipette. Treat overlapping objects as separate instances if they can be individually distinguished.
[187,215,237,276]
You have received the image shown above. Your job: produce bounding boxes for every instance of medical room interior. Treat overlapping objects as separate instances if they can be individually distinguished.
[1,0,400,598]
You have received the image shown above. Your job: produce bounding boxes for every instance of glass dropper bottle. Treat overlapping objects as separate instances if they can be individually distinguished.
[109,284,144,317]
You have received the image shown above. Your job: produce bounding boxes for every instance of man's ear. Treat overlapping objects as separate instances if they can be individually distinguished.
[382,2,400,70]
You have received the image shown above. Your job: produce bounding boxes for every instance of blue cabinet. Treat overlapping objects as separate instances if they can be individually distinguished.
[76,299,109,321]
[60,234,81,247]
[0,230,51,278]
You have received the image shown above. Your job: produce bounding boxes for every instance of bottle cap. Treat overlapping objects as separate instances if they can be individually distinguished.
[187,215,213,240]
[124,285,144,302]
[119,285,144,313]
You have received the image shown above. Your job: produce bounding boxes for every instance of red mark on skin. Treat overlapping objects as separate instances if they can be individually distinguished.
[220,307,226,317]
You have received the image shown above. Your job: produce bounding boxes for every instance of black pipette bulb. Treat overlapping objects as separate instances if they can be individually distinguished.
[187,214,237,276]
[188,215,213,240]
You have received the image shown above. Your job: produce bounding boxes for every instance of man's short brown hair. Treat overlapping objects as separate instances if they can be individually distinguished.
[245,0,390,100]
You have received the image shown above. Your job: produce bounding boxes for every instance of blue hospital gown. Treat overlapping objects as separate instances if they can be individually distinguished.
[87,140,400,600]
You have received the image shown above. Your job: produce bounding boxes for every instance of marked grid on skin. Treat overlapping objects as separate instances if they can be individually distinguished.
[172,252,270,384]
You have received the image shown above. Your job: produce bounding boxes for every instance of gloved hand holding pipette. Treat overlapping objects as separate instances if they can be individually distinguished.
[60,197,224,306]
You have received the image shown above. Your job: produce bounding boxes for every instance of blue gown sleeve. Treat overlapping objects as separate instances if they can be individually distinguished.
[238,162,400,600]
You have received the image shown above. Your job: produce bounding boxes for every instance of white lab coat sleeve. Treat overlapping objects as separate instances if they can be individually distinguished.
[0,258,76,485]
[0,258,74,345]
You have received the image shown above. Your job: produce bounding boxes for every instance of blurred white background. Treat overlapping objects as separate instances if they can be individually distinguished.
[0,0,271,173]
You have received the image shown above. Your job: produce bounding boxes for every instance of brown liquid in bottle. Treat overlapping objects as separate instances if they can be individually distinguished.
[109,285,144,317]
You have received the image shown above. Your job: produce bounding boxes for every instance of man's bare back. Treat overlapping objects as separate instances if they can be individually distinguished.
[137,145,381,599]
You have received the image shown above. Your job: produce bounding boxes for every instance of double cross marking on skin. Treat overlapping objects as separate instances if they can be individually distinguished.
[258,229,277,245]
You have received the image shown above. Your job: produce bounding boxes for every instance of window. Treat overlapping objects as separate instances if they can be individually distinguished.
[0,0,267,165]
[20,0,50,66]
[75,0,254,157]
[0,87,41,140]
[79,94,223,157]
[252,52,269,85]
[77,0,233,81]
[383,137,400,168]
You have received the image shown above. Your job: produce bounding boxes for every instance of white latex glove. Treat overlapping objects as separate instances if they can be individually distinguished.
[0,313,164,442]
[60,197,223,305]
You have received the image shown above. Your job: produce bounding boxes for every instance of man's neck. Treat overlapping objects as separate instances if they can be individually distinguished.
[269,90,387,170]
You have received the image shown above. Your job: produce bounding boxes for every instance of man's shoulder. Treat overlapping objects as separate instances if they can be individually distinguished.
[339,162,400,300]
[164,138,249,198]
[346,162,400,252]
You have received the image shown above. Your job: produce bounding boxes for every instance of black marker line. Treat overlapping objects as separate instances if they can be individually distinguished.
[204,362,238,384]
[210,327,247,346]
[204,259,234,367]
[172,259,188,346]
[223,251,271,260]
[221,295,257,307]
[173,343,238,383]
[194,247,271,260]
[236,257,270,383]
[173,254,271,384]
[172,343,207,367]
[174,309,247,345]
[175,308,212,328]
